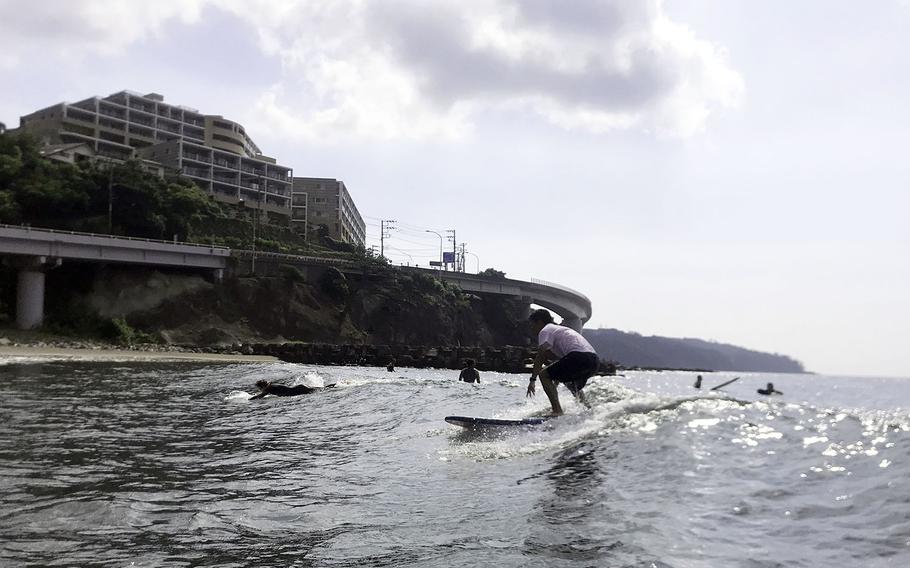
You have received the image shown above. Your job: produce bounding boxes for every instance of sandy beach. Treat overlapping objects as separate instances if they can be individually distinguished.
[0,345,277,363]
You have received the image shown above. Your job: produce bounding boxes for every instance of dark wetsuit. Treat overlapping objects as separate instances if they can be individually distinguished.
[251,383,319,399]
[267,384,316,396]
[459,368,480,384]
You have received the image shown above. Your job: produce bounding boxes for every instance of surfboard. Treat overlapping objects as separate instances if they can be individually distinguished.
[444,415,550,430]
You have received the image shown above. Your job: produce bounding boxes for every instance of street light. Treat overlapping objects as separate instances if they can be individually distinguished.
[425,230,443,270]
[465,251,480,273]
[390,247,413,266]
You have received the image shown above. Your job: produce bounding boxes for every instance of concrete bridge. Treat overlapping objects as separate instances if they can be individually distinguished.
[0,225,593,332]
[0,224,229,329]
[415,269,592,331]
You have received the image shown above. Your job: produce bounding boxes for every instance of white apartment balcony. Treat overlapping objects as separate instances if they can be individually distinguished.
[183,151,210,164]
[156,120,181,135]
[129,114,155,128]
[182,166,211,178]
[98,107,126,121]
[128,101,156,114]
[66,107,97,124]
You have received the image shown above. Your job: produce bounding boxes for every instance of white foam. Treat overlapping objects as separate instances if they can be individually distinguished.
[225,390,254,402]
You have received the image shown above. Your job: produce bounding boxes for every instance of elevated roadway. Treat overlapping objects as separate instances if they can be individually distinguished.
[0,224,592,332]
[420,269,592,331]
[0,224,229,329]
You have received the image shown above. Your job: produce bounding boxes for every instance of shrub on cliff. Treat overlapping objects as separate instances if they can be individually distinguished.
[279,264,307,284]
[320,267,349,302]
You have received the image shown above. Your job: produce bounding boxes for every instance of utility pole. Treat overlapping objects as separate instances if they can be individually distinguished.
[380,219,396,258]
[459,243,466,272]
[446,229,455,272]
[253,172,265,274]
[107,165,114,234]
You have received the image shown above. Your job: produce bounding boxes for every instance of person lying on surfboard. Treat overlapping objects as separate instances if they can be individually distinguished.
[249,379,335,400]
[526,308,599,415]
[757,382,783,396]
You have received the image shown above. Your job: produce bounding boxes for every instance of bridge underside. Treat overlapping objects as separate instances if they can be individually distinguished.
[1,226,229,330]
[526,297,585,332]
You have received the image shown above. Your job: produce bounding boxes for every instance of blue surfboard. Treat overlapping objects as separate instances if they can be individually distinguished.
[444,415,550,430]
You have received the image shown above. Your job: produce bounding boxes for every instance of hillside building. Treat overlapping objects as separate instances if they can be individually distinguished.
[15,91,292,220]
[292,177,366,246]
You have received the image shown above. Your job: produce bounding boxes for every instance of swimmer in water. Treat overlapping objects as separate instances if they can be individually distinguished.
[757,382,783,396]
[250,380,334,400]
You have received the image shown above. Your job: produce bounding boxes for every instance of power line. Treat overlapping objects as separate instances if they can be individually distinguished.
[380,219,396,258]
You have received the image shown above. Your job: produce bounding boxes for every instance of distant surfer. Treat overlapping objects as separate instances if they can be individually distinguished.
[250,380,334,400]
[459,359,480,384]
[757,382,783,396]
[694,375,703,389]
[526,309,599,415]
[386,358,396,372]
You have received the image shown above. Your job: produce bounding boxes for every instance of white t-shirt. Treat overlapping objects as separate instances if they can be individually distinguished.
[537,323,596,359]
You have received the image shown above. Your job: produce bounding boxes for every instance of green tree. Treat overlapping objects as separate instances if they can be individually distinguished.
[478,268,506,279]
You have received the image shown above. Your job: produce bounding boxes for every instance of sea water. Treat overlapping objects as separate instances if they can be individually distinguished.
[1,359,909,567]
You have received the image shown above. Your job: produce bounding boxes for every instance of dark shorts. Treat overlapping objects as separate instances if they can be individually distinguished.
[545,351,599,394]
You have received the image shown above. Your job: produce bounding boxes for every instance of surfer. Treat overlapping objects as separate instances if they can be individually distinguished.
[757,382,783,396]
[386,358,396,372]
[249,380,334,399]
[526,308,599,415]
[694,375,703,389]
[459,359,480,383]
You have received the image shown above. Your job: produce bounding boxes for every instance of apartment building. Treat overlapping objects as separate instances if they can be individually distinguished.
[292,177,366,246]
[16,91,292,218]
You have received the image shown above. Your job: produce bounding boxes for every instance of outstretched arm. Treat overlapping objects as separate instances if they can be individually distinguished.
[527,349,554,397]
[249,391,266,400]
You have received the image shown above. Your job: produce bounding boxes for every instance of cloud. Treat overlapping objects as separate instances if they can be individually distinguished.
[0,0,743,139]
[229,0,744,140]
[0,0,206,67]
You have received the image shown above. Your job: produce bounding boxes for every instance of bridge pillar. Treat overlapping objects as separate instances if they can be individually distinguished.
[561,315,583,332]
[8,256,61,330]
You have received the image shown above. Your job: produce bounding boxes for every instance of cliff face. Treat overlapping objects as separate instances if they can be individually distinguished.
[583,328,805,373]
[15,264,529,347]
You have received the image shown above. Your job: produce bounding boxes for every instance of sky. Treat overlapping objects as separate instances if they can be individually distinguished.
[1,0,908,377]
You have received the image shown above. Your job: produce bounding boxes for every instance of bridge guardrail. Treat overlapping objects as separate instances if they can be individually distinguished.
[233,249,355,266]
[527,277,591,303]
[0,223,230,254]
[393,266,590,304]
